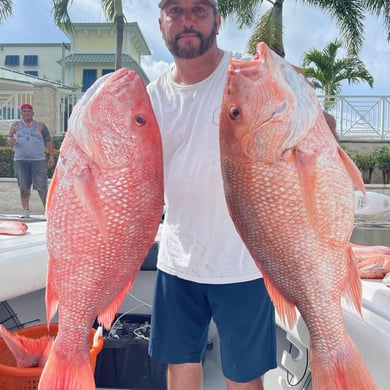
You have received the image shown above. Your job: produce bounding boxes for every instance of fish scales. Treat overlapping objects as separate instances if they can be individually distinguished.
[220,42,376,389]
[38,68,164,390]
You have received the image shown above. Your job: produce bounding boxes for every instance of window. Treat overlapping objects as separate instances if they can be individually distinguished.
[23,55,38,66]
[4,55,19,66]
[102,69,114,76]
[82,69,97,92]
[24,70,38,77]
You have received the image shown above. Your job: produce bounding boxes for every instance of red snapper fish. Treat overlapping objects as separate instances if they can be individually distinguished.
[351,243,390,279]
[39,68,164,390]
[219,42,377,389]
[0,220,28,235]
[0,325,53,367]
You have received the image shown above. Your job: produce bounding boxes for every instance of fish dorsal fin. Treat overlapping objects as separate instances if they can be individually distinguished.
[74,166,108,241]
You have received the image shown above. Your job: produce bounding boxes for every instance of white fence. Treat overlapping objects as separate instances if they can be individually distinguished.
[317,96,389,139]
[1,92,390,139]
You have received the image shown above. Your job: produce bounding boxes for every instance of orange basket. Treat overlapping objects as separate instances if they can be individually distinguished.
[0,323,103,390]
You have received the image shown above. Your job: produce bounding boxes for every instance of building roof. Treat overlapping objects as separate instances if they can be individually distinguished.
[61,53,150,83]
[0,67,72,90]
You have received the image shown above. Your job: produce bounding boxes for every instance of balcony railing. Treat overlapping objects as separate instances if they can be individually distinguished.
[1,92,390,140]
[317,95,390,140]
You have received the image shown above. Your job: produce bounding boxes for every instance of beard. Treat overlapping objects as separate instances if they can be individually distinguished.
[163,22,218,59]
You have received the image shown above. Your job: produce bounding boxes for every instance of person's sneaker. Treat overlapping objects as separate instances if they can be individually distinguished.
[20,209,30,218]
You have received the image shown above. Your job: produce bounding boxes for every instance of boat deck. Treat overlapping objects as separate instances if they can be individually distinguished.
[1,218,390,389]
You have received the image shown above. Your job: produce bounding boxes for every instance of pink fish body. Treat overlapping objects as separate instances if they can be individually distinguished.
[0,220,28,235]
[351,243,390,279]
[39,69,164,390]
[0,325,53,368]
[219,42,376,389]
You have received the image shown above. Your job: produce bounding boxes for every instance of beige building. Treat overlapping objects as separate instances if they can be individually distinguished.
[0,43,70,83]
[0,22,151,134]
[60,22,150,90]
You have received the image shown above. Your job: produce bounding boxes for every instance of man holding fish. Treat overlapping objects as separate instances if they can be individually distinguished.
[147,1,276,389]
[147,1,378,390]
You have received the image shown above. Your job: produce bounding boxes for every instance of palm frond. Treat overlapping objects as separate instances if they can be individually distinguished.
[0,0,13,24]
[52,0,75,34]
[299,0,365,56]
[218,0,266,28]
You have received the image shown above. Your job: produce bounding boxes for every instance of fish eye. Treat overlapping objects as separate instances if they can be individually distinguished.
[229,107,241,120]
[135,115,146,126]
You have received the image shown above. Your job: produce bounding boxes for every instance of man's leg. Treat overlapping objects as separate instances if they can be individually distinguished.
[32,160,48,209]
[226,376,263,390]
[14,160,31,215]
[20,189,31,211]
[210,279,276,388]
[167,363,203,390]
[149,271,210,390]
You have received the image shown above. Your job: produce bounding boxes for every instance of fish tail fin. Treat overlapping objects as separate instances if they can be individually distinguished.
[338,146,366,194]
[343,245,363,316]
[0,325,53,367]
[310,335,377,390]
[262,273,297,329]
[38,343,95,390]
[45,257,59,325]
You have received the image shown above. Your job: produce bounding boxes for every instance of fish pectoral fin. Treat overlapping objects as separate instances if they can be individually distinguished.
[294,149,318,229]
[262,271,297,329]
[338,147,366,194]
[74,167,108,240]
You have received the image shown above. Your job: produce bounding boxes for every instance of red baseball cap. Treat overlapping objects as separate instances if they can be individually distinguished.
[20,103,33,111]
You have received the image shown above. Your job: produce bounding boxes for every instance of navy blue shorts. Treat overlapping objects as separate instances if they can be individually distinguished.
[149,270,277,382]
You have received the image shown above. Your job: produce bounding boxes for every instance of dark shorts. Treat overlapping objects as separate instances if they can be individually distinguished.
[14,160,48,193]
[149,270,277,383]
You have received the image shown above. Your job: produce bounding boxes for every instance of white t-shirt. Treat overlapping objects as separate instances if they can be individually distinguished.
[147,51,261,284]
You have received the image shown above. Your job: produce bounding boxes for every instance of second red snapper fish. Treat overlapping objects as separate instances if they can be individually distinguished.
[0,325,53,367]
[219,42,376,389]
[351,243,390,279]
[38,68,164,390]
[0,220,28,235]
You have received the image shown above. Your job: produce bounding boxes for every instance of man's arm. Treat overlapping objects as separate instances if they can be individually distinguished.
[41,123,55,167]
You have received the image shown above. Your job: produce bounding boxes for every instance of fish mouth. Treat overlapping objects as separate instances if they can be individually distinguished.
[110,68,138,82]
[228,58,261,81]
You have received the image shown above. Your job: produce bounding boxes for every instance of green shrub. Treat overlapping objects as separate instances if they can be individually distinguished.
[0,147,14,177]
[0,135,63,178]
[343,148,376,183]
[374,146,390,184]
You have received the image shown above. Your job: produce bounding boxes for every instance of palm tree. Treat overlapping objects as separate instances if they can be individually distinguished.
[53,0,128,70]
[0,0,13,24]
[301,39,374,108]
[218,0,390,57]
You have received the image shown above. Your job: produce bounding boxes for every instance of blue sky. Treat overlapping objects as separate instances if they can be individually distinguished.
[0,0,389,95]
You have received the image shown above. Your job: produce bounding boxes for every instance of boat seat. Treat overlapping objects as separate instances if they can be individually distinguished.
[140,242,159,271]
